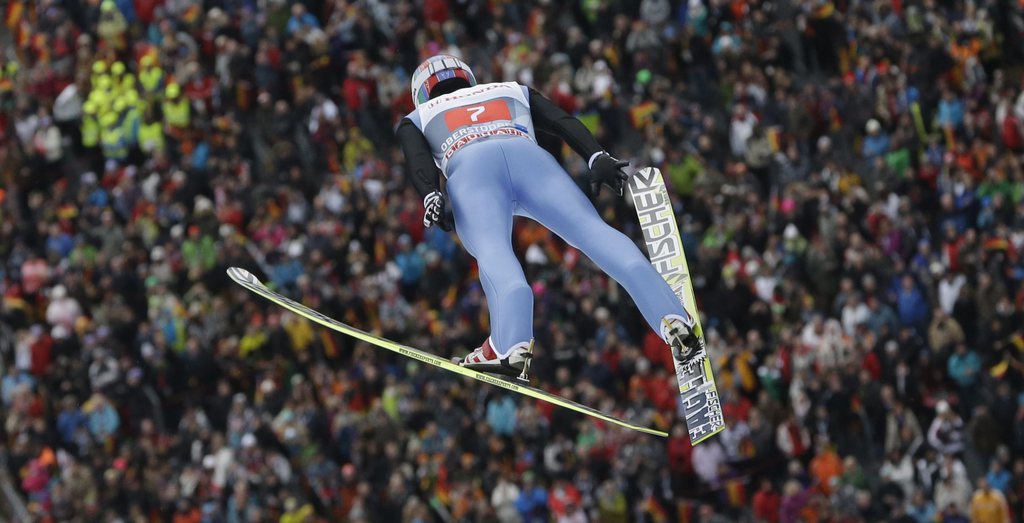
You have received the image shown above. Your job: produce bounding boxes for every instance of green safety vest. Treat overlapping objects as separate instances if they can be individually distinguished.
[81,115,99,148]
[139,67,163,93]
[162,99,190,128]
[138,121,164,153]
[101,126,127,160]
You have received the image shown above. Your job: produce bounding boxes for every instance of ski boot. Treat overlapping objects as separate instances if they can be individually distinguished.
[661,314,702,369]
[457,338,534,382]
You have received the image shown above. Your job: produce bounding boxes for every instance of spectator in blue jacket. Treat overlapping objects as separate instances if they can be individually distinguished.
[1,367,34,406]
[286,4,320,35]
[937,89,965,130]
[947,343,981,388]
[394,234,425,295]
[862,119,891,158]
[907,489,937,523]
[897,275,929,332]
[271,242,305,292]
[85,393,121,441]
[487,395,518,436]
[516,472,549,523]
[985,460,1011,495]
[56,396,88,444]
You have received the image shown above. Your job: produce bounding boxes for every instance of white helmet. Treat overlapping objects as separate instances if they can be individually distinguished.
[410,54,476,107]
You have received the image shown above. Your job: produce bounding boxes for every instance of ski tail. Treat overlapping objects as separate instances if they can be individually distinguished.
[628,167,726,444]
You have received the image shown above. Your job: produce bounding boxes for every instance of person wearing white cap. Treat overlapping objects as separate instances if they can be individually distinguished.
[862,118,891,158]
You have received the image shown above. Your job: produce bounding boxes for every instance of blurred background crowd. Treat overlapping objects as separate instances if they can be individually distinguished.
[2,0,1024,522]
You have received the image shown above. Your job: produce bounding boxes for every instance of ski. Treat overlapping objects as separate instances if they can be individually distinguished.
[628,167,726,445]
[226,267,668,437]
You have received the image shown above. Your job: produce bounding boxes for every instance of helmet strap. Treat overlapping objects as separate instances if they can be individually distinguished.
[430,78,471,99]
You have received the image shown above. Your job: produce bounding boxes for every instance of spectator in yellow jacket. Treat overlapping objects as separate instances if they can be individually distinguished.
[970,477,1011,523]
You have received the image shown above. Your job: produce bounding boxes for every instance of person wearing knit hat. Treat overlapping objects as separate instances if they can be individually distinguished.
[109,61,126,93]
[138,54,163,97]
[162,82,190,132]
[80,100,100,160]
[97,1,128,50]
[110,61,125,75]
[138,105,165,155]
[100,111,127,162]
[91,60,106,76]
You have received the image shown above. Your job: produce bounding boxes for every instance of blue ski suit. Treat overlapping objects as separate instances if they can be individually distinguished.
[397,81,689,355]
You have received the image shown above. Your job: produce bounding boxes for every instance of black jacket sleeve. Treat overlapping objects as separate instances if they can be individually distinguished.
[528,87,604,162]
[396,117,441,198]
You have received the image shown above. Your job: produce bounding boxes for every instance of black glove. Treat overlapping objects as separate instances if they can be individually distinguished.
[587,152,631,197]
[422,191,454,231]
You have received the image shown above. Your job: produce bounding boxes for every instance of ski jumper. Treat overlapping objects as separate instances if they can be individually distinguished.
[397,82,690,356]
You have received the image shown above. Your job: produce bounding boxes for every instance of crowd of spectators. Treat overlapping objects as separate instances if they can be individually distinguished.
[2,0,1024,522]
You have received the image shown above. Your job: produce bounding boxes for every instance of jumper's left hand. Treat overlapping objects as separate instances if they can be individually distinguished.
[588,153,630,197]
[422,191,454,231]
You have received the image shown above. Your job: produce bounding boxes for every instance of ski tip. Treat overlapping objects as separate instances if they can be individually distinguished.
[226,267,260,285]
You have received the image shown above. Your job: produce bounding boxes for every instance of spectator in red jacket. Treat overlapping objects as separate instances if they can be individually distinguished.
[753,479,782,523]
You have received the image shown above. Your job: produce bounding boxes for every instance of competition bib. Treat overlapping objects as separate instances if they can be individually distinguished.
[408,82,537,175]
